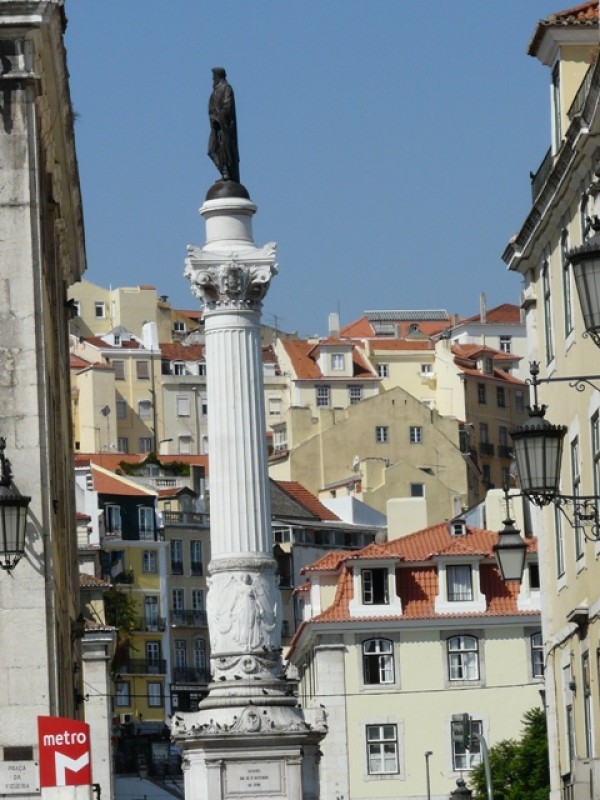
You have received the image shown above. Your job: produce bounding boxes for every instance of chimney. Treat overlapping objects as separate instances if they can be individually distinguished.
[480,292,487,324]
[328,312,340,338]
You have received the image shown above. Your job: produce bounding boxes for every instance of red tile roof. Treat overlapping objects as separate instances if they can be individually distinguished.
[281,339,376,380]
[528,2,599,55]
[461,303,521,325]
[301,551,350,573]
[160,342,205,360]
[75,453,209,472]
[70,354,93,370]
[340,317,375,337]
[367,339,434,352]
[91,465,157,497]
[275,481,340,521]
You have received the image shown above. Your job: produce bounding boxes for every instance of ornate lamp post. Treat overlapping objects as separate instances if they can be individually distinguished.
[0,437,31,571]
[493,517,527,582]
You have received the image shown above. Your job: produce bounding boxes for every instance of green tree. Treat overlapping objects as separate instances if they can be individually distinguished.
[104,586,138,672]
[470,707,549,800]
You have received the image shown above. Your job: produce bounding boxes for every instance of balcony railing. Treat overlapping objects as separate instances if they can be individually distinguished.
[118,659,166,675]
[164,511,209,527]
[190,562,203,576]
[172,667,211,684]
[568,64,593,122]
[171,561,184,576]
[479,442,495,456]
[134,617,166,633]
[530,146,552,203]
[169,610,207,627]
[498,445,512,459]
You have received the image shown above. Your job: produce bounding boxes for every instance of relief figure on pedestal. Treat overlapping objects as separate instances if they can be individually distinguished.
[208,572,279,653]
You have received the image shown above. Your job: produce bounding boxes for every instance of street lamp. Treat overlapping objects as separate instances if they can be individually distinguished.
[0,437,31,571]
[568,192,600,348]
[493,517,527,582]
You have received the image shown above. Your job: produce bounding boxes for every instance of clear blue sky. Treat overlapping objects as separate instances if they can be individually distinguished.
[65,1,555,337]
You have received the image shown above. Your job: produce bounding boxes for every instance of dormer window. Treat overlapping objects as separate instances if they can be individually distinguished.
[114,334,121,346]
[362,568,389,605]
[173,361,186,376]
[447,565,473,602]
[451,520,467,537]
[331,353,345,371]
[484,357,494,375]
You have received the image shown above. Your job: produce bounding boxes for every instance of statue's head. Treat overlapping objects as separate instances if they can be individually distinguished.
[212,67,227,82]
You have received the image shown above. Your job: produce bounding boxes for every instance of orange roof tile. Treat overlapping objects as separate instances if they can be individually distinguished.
[75,453,209,472]
[281,339,376,380]
[160,342,205,360]
[340,317,375,337]
[301,551,351,573]
[91,465,157,497]
[70,354,93,369]
[461,303,522,325]
[368,339,434,351]
[528,1,599,54]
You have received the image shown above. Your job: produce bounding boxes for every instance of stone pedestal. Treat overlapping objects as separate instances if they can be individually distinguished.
[173,184,325,798]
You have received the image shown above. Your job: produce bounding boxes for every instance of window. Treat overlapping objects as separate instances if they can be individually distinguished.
[542,259,554,363]
[499,335,512,353]
[138,399,152,420]
[198,362,207,376]
[173,361,186,376]
[147,682,163,707]
[515,389,525,413]
[201,397,208,416]
[193,638,206,671]
[571,438,583,559]
[531,632,544,678]
[484,358,494,376]
[139,437,152,453]
[176,395,190,416]
[143,550,157,573]
[105,504,121,533]
[331,353,345,371]
[139,506,154,538]
[366,724,398,775]
[477,383,486,405]
[268,397,281,416]
[349,385,363,405]
[172,588,184,612]
[479,422,488,443]
[174,639,187,669]
[482,464,492,487]
[498,426,509,458]
[113,360,125,381]
[273,426,288,452]
[554,505,565,578]
[94,301,105,319]
[178,435,192,455]
[377,363,389,378]
[173,321,185,334]
[113,334,121,346]
[115,681,131,707]
[447,566,473,602]
[117,437,129,454]
[363,639,394,685]
[362,568,389,605]
[452,718,482,770]
[192,589,205,613]
[375,426,389,443]
[561,229,574,336]
[116,400,127,419]
[136,360,150,380]
[190,540,203,575]
[409,426,423,444]
[496,386,506,408]
[171,540,183,574]
[529,563,540,590]
[316,385,330,407]
[71,300,81,318]
[144,598,159,631]
[410,483,425,498]
[448,635,479,681]
[420,363,433,375]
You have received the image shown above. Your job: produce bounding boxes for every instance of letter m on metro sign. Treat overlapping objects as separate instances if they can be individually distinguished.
[37,716,92,787]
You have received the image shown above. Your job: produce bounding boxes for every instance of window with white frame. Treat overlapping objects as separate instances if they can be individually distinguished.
[71,300,81,318]
[198,362,207,376]
[409,426,423,444]
[377,363,389,378]
[172,588,184,611]
[542,259,554,364]
[362,568,389,605]
[349,385,363,405]
[116,400,127,419]
[173,361,186,376]
[375,426,389,444]
[171,539,183,573]
[420,363,433,375]
[147,682,163,707]
[499,335,512,353]
[115,681,131,707]
[136,360,150,380]
[363,638,394,685]
[447,565,473,602]
[173,321,186,334]
[139,437,152,452]
[561,229,574,336]
[138,506,154,538]
[176,395,191,416]
[331,353,345,371]
[571,437,583,559]
[268,397,282,416]
[316,385,330,407]
[193,638,206,671]
[142,550,157,573]
[105,504,121,533]
[178,435,192,455]
[531,632,544,678]
[452,718,482,770]
[447,635,479,681]
[192,588,205,611]
[94,301,105,319]
[113,360,125,381]
[117,437,129,454]
[138,399,152,420]
[190,540,203,575]
[366,724,399,775]
[273,425,288,452]
[174,639,187,669]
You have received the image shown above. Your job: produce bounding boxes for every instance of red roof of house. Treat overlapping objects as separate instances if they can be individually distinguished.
[281,339,376,380]
[340,317,375,337]
[160,342,205,360]
[91,465,157,497]
[367,339,434,352]
[70,354,93,370]
[276,481,340,521]
[75,453,209,473]
[461,303,521,325]
[528,1,599,54]
[299,522,537,626]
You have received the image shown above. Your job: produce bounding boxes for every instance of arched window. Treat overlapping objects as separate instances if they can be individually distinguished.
[447,635,479,681]
[363,638,394,685]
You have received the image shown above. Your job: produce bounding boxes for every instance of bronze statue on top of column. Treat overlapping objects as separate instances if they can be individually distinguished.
[208,67,240,184]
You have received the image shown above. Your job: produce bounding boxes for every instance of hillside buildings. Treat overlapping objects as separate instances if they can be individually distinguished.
[502,3,600,798]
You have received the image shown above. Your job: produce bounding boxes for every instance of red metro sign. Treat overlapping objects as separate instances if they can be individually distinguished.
[37,716,92,788]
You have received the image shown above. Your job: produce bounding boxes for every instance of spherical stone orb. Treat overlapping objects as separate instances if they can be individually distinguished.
[206,180,251,201]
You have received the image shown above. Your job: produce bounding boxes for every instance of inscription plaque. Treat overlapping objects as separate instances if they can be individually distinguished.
[0,761,39,795]
[224,760,283,797]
